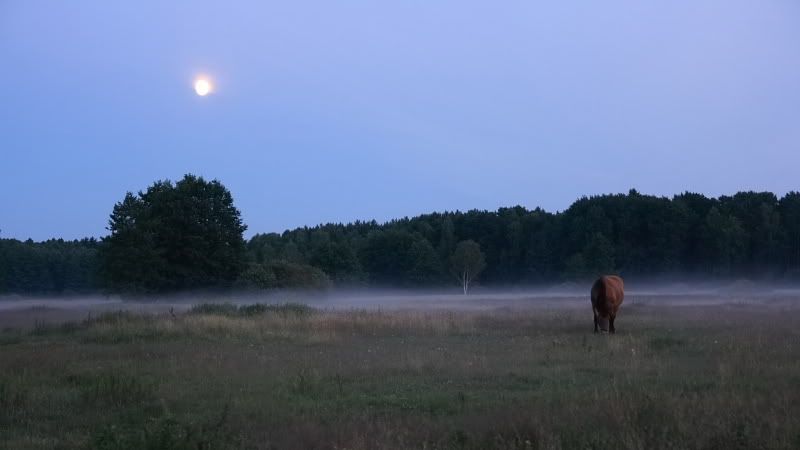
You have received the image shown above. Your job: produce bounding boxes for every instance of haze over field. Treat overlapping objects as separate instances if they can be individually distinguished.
[2,1,800,240]
[2,281,800,330]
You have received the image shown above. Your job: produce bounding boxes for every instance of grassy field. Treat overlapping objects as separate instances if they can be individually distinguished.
[1,299,799,449]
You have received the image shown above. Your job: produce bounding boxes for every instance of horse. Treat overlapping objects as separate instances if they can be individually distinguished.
[591,275,624,333]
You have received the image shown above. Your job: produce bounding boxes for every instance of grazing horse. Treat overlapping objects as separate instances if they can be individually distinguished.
[591,275,624,333]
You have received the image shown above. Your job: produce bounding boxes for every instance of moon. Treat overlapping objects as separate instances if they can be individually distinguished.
[194,78,212,96]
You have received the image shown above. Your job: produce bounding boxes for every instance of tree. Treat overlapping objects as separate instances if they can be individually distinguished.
[700,207,747,276]
[0,237,100,294]
[450,240,486,294]
[779,192,800,273]
[408,239,443,285]
[359,229,441,286]
[564,253,587,280]
[583,232,615,277]
[310,241,364,283]
[102,174,247,293]
[12,187,800,296]
[437,216,456,262]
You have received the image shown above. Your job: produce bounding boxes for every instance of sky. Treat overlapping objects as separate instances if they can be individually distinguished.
[1,1,799,241]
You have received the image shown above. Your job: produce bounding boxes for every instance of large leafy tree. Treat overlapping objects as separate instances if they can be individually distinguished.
[102,174,247,293]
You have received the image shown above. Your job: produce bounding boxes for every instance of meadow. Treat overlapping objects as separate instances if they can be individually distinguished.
[1,296,799,449]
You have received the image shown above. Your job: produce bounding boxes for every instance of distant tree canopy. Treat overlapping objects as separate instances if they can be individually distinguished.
[0,238,99,294]
[100,174,247,293]
[243,190,800,286]
[2,187,800,295]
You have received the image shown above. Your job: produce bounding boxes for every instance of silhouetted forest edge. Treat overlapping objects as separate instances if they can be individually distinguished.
[1,175,799,295]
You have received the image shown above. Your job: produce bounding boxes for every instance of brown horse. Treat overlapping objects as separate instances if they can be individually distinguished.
[591,275,624,333]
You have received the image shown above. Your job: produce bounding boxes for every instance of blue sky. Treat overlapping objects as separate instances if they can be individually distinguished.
[2,1,799,240]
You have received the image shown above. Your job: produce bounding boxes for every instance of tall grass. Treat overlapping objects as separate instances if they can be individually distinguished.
[1,302,799,449]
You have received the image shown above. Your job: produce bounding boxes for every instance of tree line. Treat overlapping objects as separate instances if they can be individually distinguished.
[0,238,100,294]
[1,175,799,295]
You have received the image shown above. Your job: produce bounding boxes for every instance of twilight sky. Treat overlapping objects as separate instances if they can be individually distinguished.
[1,1,799,241]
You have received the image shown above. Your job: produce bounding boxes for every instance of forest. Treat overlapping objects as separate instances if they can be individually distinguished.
[1,175,799,295]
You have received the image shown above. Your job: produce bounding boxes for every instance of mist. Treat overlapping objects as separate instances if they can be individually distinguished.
[3,278,799,330]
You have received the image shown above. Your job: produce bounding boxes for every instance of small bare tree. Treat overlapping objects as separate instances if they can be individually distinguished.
[450,240,486,295]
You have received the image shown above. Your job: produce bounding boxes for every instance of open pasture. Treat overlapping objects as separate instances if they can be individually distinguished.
[1,294,799,449]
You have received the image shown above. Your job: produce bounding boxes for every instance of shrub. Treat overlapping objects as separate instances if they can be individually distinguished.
[236,260,330,290]
[189,302,315,318]
[188,303,239,316]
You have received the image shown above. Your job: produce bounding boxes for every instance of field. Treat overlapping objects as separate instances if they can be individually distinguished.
[1,292,799,449]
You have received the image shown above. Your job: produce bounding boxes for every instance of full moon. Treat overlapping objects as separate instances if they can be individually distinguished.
[194,78,212,96]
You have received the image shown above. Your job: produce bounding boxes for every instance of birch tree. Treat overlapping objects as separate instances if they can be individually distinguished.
[450,240,486,295]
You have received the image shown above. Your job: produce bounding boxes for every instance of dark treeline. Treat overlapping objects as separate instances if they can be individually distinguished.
[246,189,800,287]
[2,177,800,295]
[0,238,100,294]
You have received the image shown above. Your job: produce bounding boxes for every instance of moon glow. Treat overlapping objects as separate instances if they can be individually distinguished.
[194,78,212,96]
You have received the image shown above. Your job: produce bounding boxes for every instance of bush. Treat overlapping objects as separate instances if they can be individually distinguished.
[188,303,239,316]
[84,311,141,326]
[189,302,315,318]
[236,260,330,290]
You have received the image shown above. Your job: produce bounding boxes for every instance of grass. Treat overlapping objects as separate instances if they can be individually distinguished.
[1,301,799,449]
